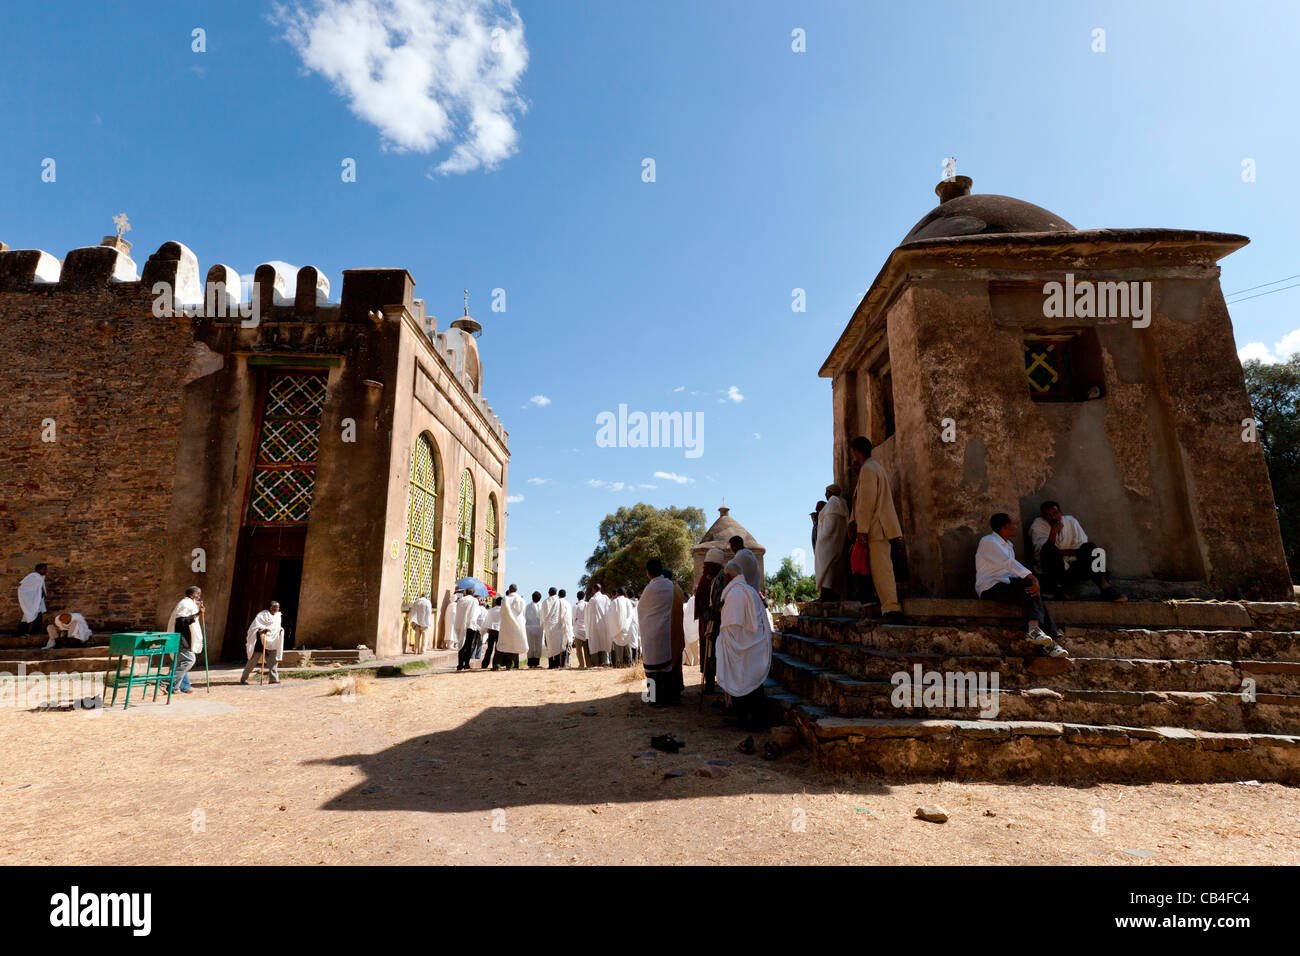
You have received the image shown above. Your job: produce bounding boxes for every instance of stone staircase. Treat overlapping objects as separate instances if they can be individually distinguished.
[765,598,1300,782]
[0,632,113,675]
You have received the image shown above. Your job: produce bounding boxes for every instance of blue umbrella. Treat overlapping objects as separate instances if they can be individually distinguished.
[455,576,489,598]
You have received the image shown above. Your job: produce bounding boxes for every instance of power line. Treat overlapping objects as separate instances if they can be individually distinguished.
[1227,281,1300,305]
[1225,273,1300,297]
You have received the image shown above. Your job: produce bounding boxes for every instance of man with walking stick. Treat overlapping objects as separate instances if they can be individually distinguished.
[241,601,285,685]
[165,586,204,695]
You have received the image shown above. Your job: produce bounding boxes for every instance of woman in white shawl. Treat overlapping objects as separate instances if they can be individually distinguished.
[494,585,528,670]
[814,485,849,600]
[717,560,772,731]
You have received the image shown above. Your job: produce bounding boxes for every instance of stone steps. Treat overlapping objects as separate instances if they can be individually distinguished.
[785,619,1300,662]
[763,600,1300,781]
[0,656,115,675]
[769,653,1300,736]
[773,631,1300,694]
[764,681,1300,782]
[0,632,111,650]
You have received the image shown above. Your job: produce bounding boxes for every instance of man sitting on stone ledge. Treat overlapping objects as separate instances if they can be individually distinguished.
[976,513,1069,658]
[42,609,92,650]
[1029,501,1127,603]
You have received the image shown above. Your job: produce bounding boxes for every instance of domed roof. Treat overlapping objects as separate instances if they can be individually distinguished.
[901,176,1074,244]
[694,506,764,553]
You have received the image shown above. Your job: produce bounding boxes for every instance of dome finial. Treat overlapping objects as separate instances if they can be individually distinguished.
[451,287,482,336]
[936,173,973,204]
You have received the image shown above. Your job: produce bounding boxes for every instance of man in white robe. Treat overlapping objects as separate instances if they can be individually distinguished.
[814,484,849,600]
[638,559,685,705]
[454,590,480,669]
[481,597,503,669]
[165,586,204,694]
[524,591,545,667]
[584,584,612,666]
[557,589,575,667]
[406,593,433,653]
[607,589,635,667]
[682,593,698,666]
[495,585,529,669]
[717,561,772,731]
[17,564,48,635]
[572,590,590,668]
[43,609,92,650]
[241,601,285,684]
[438,589,456,649]
[540,587,566,668]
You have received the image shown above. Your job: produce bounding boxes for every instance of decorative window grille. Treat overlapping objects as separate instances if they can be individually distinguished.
[402,435,438,604]
[247,373,328,524]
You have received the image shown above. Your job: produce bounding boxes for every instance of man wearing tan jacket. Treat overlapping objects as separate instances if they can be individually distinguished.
[849,436,905,623]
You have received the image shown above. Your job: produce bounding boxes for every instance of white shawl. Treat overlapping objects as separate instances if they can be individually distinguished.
[607,595,634,647]
[496,593,529,655]
[717,575,771,698]
[584,593,612,653]
[540,595,566,656]
[166,597,204,653]
[407,597,433,628]
[814,494,848,589]
[637,577,675,667]
[17,572,45,623]
[245,609,285,660]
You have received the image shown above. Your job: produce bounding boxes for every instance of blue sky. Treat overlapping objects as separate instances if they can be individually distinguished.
[2,0,1297,594]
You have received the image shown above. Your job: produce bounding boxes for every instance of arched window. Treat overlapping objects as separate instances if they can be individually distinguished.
[402,435,438,604]
[483,496,499,591]
[456,469,475,580]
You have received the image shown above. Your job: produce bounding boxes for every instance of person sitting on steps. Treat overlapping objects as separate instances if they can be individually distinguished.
[976,513,1069,659]
[1029,500,1127,602]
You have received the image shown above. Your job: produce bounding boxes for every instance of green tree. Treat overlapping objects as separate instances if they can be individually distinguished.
[765,556,817,604]
[1244,353,1300,577]
[580,504,705,593]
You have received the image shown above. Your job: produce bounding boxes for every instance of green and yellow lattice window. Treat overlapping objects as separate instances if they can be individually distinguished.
[1024,336,1074,401]
[456,469,475,580]
[402,435,438,604]
[482,496,498,591]
[247,373,328,524]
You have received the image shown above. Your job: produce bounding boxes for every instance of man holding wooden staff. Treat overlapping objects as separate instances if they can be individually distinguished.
[240,601,285,685]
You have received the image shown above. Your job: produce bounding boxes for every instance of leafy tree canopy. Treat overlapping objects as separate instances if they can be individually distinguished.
[580,504,705,594]
[765,556,817,604]
[1244,354,1300,576]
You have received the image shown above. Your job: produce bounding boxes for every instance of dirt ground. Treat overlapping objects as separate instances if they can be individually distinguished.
[1,660,1298,865]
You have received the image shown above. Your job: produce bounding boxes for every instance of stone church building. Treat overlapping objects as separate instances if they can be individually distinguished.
[822,175,1292,602]
[0,235,509,659]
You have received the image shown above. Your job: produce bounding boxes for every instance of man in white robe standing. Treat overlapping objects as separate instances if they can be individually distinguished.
[717,560,772,732]
[494,585,528,669]
[557,589,575,667]
[607,588,635,667]
[165,586,204,694]
[814,484,850,601]
[638,559,685,705]
[540,587,566,668]
[572,590,589,668]
[584,584,612,667]
[524,591,545,668]
[682,592,698,667]
[454,589,480,669]
[17,563,48,635]
[241,601,285,684]
[407,593,433,653]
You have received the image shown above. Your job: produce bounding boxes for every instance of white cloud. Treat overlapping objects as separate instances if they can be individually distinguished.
[637,483,657,490]
[1239,329,1300,364]
[588,479,626,491]
[526,477,549,485]
[653,471,692,484]
[529,394,551,407]
[724,385,744,403]
[753,432,762,440]
[274,0,530,174]
[506,493,524,503]
[672,385,685,392]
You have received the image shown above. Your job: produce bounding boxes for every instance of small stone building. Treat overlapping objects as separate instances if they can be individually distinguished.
[0,235,509,658]
[820,176,1292,601]
[691,506,765,587]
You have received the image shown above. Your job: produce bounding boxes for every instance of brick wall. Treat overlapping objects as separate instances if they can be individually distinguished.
[0,285,195,631]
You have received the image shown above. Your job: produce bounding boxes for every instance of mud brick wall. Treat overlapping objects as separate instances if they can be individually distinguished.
[0,284,195,631]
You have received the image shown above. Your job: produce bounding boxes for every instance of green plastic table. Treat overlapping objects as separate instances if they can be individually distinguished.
[107,632,181,709]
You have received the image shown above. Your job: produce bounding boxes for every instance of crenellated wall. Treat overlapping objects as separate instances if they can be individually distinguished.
[0,237,510,655]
